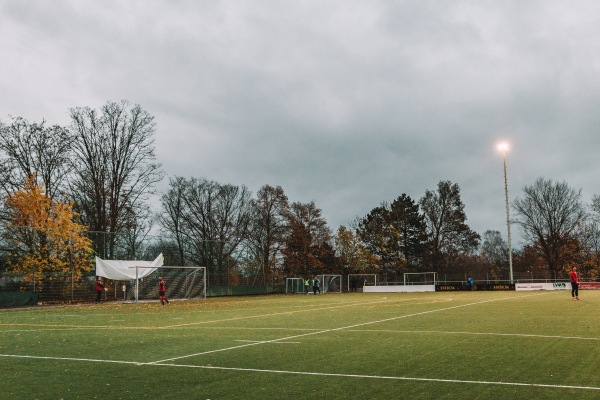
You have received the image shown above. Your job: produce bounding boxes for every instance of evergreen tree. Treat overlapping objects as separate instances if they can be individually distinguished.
[419,181,480,273]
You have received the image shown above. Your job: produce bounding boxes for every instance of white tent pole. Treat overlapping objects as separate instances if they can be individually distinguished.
[135,266,139,304]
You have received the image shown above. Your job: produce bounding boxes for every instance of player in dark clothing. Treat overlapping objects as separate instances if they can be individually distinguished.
[467,276,474,291]
[159,276,170,305]
[569,267,579,301]
[313,276,320,295]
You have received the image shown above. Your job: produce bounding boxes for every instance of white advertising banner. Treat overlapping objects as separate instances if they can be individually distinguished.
[364,285,436,293]
[515,282,569,291]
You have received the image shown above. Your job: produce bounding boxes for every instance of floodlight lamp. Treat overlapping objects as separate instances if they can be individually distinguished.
[497,142,509,153]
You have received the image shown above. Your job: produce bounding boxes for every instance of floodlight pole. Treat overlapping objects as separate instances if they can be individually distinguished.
[501,150,514,284]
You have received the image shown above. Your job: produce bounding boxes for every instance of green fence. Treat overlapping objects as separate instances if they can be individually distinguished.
[207,285,285,297]
[0,291,38,307]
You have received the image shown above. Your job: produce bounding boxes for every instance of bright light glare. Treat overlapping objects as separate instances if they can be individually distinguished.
[497,142,509,153]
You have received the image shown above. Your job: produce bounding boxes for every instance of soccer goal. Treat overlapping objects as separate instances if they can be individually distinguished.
[130,266,206,303]
[347,274,378,292]
[403,272,438,285]
[320,274,342,293]
[286,277,307,294]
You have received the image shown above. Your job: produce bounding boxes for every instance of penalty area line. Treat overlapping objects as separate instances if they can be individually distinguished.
[148,293,547,365]
[1,353,598,392]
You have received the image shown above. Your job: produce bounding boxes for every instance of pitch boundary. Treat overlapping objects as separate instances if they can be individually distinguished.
[1,353,598,392]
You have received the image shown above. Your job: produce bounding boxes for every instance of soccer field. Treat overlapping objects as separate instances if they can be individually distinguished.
[1,291,598,399]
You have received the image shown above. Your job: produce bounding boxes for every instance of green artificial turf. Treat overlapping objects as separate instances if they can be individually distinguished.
[0,291,598,399]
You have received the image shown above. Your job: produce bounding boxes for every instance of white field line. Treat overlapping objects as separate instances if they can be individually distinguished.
[0,353,598,391]
[6,326,595,343]
[233,340,301,344]
[148,293,547,364]
[158,363,600,391]
[0,298,372,321]
[158,297,412,329]
[348,329,600,341]
[0,353,142,365]
[0,297,396,332]
[0,326,324,333]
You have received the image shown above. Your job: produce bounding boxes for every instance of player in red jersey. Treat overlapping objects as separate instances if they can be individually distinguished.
[569,267,579,301]
[159,276,170,305]
[95,276,104,303]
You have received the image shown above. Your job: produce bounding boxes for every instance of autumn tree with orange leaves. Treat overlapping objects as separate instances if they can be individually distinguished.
[282,201,334,277]
[3,177,93,280]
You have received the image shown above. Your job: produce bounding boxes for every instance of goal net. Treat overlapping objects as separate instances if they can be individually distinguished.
[347,274,378,292]
[286,277,307,294]
[320,274,342,293]
[403,272,438,285]
[130,266,206,303]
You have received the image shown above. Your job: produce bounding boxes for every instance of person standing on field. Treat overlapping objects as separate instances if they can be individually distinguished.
[305,278,310,294]
[569,267,579,301]
[313,276,320,295]
[467,276,474,291]
[95,276,104,303]
[159,276,170,305]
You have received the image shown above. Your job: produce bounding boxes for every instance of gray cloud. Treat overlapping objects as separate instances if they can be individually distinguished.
[2,0,600,247]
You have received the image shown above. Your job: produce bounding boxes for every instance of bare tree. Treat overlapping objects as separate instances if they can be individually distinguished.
[115,205,154,260]
[480,230,508,279]
[585,196,600,258]
[164,177,252,273]
[247,185,290,275]
[0,117,72,201]
[158,176,189,265]
[513,178,586,275]
[69,101,163,258]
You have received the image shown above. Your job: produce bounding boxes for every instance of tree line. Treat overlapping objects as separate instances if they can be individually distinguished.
[1,101,599,282]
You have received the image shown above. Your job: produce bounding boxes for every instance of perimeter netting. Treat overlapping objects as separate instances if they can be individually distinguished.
[403,272,438,285]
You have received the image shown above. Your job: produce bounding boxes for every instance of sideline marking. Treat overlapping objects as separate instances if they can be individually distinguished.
[0,326,323,333]
[349,329,600,341]
[234,340,301,344]
[0,353,598,391]
[0,295,457,333]
[0,323,153,330]
[0,298,391,331]
[149,293,546,364]
[161,363,600,391]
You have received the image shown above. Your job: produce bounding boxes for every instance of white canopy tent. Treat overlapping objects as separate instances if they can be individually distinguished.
[95,254,164,280]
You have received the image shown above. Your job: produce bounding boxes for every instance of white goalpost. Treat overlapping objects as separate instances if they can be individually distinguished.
[286,277,306,294]
[286,275,342,294]
[348,274,378,291]
[403,272,438,285]
[131,266,206,303]
[320,274,342,293]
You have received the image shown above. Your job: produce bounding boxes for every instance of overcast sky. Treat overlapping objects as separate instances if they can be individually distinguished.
[2,1,600,247]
